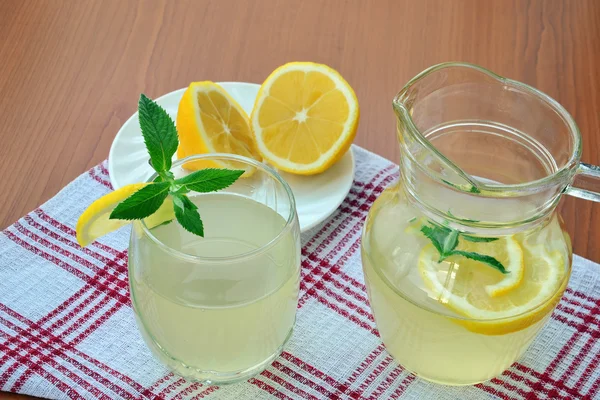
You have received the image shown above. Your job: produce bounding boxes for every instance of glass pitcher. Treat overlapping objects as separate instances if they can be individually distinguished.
[361,62,600,385]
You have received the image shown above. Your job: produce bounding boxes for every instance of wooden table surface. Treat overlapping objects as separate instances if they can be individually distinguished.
[1,0,599,398]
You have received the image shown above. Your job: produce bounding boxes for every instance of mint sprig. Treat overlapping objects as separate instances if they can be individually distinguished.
[419,223,507,274]
[109,94,244,237]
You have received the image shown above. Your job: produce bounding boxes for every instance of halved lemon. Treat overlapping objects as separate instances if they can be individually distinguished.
[76,184,174,247]
[176,81,261,172]
[418,234,566,335]
[251,62,359,175]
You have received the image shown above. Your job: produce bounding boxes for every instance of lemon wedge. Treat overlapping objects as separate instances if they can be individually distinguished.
[176,81,261,172]
[76,184,174,247]
[251,62,359,175]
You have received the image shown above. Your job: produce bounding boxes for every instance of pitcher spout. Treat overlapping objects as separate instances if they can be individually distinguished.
[391,62,597,228]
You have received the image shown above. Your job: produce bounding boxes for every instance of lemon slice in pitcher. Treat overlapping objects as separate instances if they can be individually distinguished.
[464,236,525,297]
[418,235,566,335]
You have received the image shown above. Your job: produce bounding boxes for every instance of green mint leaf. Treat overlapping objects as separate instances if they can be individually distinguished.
[172,193,197,211]
[420,219,505,273]
[138,94,179,173]
[420,225,444,255]
[110,182,170,220]
[174,168,244,193]
[442,230,459,254]
[450,250,508,274]
[441,179,480,194]
[420,224,457,255]
[462,235,499,243]
[172,194,204,237]
[441,179,460,190]
[172,194,183,209]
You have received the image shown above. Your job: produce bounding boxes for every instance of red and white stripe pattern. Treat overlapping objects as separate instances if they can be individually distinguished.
[1,146,599,399]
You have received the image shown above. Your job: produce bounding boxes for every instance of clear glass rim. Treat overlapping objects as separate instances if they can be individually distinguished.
[393,61,583,195]
[139,153,298,264]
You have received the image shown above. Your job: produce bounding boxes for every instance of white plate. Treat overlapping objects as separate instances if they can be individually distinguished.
[108,82,355,232]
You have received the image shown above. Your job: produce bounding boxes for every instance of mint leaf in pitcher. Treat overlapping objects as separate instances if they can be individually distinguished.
[462,235,499,243]
[451,250,507,273]
[420,225,457,260]
[420,221,507,274]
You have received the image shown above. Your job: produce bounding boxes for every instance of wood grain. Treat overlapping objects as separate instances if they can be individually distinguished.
[0,0,599,396]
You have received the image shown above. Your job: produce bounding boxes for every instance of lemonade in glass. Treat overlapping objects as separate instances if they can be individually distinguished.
[362,63,600,385]
[129,154,301,385]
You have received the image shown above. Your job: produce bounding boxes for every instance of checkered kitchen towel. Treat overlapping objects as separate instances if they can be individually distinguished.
[1,146,599,400]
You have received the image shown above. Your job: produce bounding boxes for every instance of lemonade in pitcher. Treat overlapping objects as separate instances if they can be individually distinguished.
[360,62,600,385]
[362,186,571,385]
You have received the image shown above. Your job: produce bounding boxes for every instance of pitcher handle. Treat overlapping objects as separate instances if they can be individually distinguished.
[565,163,600,202]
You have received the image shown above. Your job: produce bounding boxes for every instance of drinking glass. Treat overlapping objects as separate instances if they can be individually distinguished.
[128,154,301,385]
